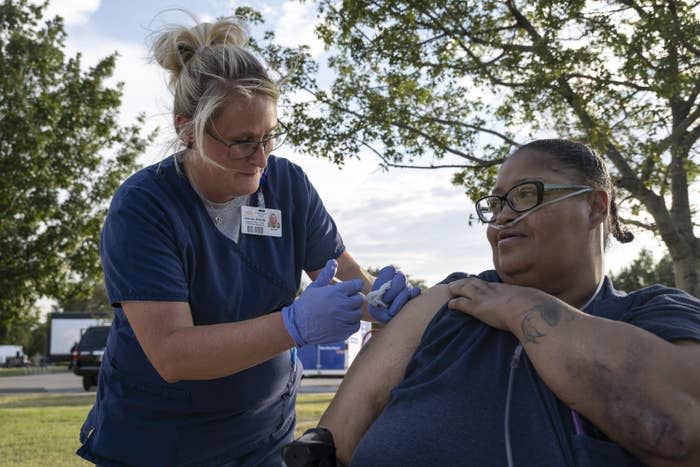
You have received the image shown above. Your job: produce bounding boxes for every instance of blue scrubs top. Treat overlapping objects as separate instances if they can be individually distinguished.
[77,154,345,467]
[351,271,700,467]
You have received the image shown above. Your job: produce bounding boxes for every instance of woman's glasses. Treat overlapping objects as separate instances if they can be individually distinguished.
[206,122,287,160]
[475,181,592,223]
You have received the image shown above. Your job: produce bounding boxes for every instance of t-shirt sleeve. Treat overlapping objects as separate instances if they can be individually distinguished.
[437,272,471,285]
[436,270,500,286]
[300,172,345,271]
[619,287,700,343]
[100,186,189,307]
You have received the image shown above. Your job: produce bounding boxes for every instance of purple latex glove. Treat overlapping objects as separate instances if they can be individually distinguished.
[282,259,364,346]
[367,265,421,323]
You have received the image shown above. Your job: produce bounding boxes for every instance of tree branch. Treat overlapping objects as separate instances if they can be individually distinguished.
[566,73,653,92]
[299,86,492,164]
[415,17,534,53]
[597,2,660,73]
[655,99,700,154]
[388,118,491,164]
[424,115,522,147]
[666,0,700,56]
[618,216,657,233]
[505,0,681,247]
[506,0,542,41]
[614,0,649,19]
[1,192,20,217]
[413,5,532,87]
[359,140,499,170]
[687,122,700,147]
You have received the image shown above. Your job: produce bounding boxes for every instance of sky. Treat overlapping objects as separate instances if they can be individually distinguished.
[38,0,668,287]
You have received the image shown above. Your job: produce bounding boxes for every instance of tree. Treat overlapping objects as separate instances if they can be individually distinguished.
[55,281,113,314]
[0,0,152,342]
[25,320,48,358]
[240,1,700,296]
[609,248,676,291]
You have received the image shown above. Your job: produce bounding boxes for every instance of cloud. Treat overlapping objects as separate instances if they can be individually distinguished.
[294,152,494,285]
[271,2,325,58]
[40,0,101,26]
[61,26,174,164]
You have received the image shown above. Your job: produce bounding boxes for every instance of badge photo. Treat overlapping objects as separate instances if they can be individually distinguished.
[241,206,282,237]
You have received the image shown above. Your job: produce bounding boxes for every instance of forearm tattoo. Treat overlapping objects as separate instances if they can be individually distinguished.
[520,299,576,344]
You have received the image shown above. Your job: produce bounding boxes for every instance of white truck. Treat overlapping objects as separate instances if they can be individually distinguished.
[298,321,371,376]
[0,345,23,367]
[47,312,112,363]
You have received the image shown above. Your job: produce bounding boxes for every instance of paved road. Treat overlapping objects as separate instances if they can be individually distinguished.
[0,371,342,395]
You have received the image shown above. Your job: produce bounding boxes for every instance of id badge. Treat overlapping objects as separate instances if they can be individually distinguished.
[241,206,282,237]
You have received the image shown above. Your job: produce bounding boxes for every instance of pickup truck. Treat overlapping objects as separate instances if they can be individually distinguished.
[72,325,110,390]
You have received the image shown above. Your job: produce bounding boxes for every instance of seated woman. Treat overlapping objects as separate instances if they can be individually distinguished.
[283,139,700,467]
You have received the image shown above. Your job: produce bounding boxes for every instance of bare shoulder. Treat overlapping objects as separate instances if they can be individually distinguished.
[371,283,451,350]
[396,283,451,316]
[420,283,452,300]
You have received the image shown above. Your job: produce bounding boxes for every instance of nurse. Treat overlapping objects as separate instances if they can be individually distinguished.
[284,139,700,467]
[76,15,418,467]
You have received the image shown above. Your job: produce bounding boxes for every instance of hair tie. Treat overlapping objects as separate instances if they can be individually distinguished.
[196,45,206,54]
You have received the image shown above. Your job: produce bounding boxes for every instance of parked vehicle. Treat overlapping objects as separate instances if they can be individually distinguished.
[47,312,111,363]
[72,326,110,391]
[298,321,371,376]
[0,345,24,367]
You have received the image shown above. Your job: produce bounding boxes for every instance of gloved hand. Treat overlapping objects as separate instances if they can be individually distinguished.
[367,265,421,323]
[282,259,364,347]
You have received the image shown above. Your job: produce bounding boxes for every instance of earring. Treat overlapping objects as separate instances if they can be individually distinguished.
[187,141,193,149]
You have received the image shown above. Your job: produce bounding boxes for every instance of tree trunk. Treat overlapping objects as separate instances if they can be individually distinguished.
[671,246,700,298]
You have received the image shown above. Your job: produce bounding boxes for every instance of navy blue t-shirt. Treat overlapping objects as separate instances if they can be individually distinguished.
[78,154,345,467]
[350,271,700,466]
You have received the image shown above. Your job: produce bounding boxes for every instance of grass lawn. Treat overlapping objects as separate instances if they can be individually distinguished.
[0,366,69,377]
[0,392,333,466]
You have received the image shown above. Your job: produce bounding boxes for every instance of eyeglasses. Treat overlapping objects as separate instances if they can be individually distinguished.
[475,181,592,223]
[206,122,287,160]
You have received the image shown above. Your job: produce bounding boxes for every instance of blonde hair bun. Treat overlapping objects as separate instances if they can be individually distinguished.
[148,10,279,167]
[151,13,250,86]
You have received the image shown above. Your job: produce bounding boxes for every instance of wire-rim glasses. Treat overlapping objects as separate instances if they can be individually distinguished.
[475,181,592,223]
[206,122,287,160]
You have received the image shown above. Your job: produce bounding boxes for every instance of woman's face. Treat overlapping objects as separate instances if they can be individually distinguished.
[191,93,278,200]
[486,150,598,289]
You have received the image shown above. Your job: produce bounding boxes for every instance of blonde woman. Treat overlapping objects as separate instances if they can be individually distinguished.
[76,14,418,467]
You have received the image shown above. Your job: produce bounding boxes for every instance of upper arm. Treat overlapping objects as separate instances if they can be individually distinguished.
[121,301,193,381]
[671,339,700,400]
[365,283,451,357]
[319,283,451,463]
